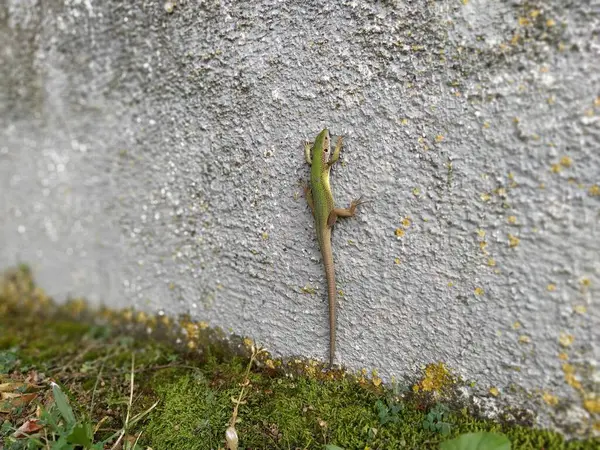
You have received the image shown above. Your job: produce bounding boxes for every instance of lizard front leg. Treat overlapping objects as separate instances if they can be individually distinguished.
[327,136,343,167]
[326,197,366,227]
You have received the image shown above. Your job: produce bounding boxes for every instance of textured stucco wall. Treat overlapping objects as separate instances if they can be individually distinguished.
[1,0,599,435]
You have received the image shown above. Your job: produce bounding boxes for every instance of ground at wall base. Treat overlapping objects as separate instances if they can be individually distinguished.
[0,266,598,449]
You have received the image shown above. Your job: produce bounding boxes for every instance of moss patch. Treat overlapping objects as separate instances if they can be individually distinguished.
[0,266,598,449]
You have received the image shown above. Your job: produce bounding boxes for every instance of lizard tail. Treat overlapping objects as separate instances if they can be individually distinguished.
[324,260,336,367]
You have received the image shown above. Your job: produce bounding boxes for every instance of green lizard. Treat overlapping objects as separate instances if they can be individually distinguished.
[304,128,365,366]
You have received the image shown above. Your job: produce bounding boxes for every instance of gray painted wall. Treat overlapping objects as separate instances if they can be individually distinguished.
[1,0,598,435]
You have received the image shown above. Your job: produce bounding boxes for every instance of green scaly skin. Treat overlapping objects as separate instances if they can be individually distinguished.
[304,129,364,366]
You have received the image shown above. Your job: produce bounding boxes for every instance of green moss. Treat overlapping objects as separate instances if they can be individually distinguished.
[0,265,598,449]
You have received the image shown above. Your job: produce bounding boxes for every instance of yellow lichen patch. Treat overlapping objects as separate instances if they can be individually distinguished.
[573,305,587,315]
[479,241,488,252]
[477,229,486,238]
[435,135,444,143]
[507,215,517,224]
[395,228,405,238]
[512,321,521,330]
[480,193,491,202]
[494,187,507,197]
[243,337,253,349]
[413,362,454,393]
[546,18,556,27]
[558,352,568,361]
[560,156,572,168]
[262,232,269,240]
[580,277,591,288]
[563,364,583,391]
[584,396,600,414]
[489,387,500,397]
[518,335,531,344]
[447,281,454,287]
[550,163,561,173]
[401,217,411,228]
[543,392,559,406]
[547,283,557,292]
[559,333,574,348]
[394,258,401,265]
[518,17,531,26]
[508,234,520,248]
[483,122,490,129]
[487,258,496,267]
[589,185,600,196]
[474,287,484,296]
[372,370,382,387]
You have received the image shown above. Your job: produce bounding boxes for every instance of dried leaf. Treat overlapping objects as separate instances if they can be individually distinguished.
[12,418,43,438]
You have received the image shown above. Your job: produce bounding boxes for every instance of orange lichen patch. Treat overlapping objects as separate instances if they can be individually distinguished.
[559,333,574,348]
[543,392,559,406]
[489,387,500,397]
[559,156,572,168]
[508,234,520,248]
[395,228,405,238]
[435,135,444,143]
[558,352,569,361]
[547,283,557,292]
[474,287,484,296]
[413,362,454,394]
[562,364,583,391]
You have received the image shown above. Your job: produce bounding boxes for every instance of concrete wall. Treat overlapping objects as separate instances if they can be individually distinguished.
[1,0,598,435]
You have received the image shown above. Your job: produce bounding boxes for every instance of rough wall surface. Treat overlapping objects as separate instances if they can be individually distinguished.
[1,0,598,435]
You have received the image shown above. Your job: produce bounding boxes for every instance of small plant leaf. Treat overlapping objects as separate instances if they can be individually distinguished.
[440,422,451,436]
[68,422,93,447]
[440,431,511,450]
[0,351,17,374]
[51,382,76,427]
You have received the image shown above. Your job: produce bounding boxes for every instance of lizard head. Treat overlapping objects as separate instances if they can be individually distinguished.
[314,128,331,166]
